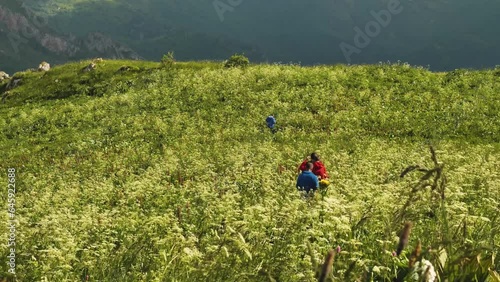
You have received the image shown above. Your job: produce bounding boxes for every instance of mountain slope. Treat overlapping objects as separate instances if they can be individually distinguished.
[0,60,499,280]
[35,0,500,68]
[1,0,500,72]
[0,0,262,74]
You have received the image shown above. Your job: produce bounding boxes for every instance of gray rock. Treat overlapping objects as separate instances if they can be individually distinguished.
[0,71,9,81]
[118,66,131,72]
[6,78,21,90]
[82,63,96,72]
[38,61,51,72]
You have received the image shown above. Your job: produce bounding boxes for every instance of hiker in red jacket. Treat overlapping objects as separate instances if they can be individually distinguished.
[298,152,328,179]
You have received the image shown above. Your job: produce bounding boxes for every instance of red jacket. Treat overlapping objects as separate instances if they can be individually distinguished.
[298,160,328,179]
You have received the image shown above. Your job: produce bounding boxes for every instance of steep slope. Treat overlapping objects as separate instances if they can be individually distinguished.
[0,0,142,73]
[3,0,500,73]
[17,0,500,69]
[0,61,499,281]
[0,0,262,73]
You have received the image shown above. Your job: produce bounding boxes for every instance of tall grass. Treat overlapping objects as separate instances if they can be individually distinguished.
[0,61,498,281]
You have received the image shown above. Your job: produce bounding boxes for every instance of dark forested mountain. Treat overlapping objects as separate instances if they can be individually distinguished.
[1,0,499,73]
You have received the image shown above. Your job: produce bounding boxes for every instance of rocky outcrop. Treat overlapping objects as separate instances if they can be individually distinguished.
[118,66,131,72]
[82,63,96,73]
[38,61,50,72]
[0,71,9,81]
[6,78,21,90]
[0,5,78,56]
[40,34,77,55]
[0,6,134,59]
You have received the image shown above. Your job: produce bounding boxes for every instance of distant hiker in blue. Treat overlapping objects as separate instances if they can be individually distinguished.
[266,115,277,133]
[296,162,319,193]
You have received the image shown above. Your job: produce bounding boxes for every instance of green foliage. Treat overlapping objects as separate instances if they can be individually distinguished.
[161,51,175,67]
[0,60,499,281]
[0,59,159,103]
[224,54,250,68]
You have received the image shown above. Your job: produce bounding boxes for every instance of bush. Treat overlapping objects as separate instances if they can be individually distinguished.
[224,54,249,68]
[161,51,175,67]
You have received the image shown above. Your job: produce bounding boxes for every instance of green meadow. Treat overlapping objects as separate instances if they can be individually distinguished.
[0,60,499,281]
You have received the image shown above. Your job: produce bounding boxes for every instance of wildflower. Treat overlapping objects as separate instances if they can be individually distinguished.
[336,245,341,254]
[410,259,436,282]
[392,251,397,257]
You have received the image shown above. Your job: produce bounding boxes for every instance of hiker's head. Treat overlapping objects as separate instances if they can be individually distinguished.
[306,162,314,170]
[310,153,320,162]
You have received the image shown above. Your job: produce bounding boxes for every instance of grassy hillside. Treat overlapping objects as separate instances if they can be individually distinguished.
[0,60,499,281]
[2,0,500,73]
